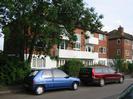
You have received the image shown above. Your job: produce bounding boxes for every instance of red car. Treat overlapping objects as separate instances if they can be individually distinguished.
[79,66,124,86]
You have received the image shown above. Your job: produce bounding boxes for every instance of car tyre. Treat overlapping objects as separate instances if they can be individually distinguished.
[119,77,124,83]
[35,86,44,95]
[99,79,105,87]
[72,82,78,90]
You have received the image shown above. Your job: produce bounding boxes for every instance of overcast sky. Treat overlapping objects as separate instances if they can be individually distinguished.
[84,0,133,35]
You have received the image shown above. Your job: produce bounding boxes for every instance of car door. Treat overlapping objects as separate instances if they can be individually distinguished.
[102,67,111,83]
[108,68,119,82]
[41,70,54,89]
[52,69,71,89]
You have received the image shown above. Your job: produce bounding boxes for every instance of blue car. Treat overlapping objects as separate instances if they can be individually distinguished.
[24,69,80,95]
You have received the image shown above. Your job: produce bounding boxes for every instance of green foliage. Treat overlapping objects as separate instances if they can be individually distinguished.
[1,0,103,62]
[111,55,125,72]
[127,62,133,73]
[0,54,30,85]
[110,55,133,74]
[58,59,84,77]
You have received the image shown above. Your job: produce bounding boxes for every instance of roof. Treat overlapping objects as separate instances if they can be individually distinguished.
[95,30,108,35]
[109,30,133,40]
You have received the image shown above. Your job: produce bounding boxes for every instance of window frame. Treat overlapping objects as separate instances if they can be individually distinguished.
[42,70,53,78]
[117,39,121,44]
[117,49,121,55]
[53,69,68,78]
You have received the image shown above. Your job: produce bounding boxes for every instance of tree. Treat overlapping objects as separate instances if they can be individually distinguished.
[111,55,125,72]
[0,0,103,63]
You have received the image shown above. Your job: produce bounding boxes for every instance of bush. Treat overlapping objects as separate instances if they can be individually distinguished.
[128,62,133,73]
[0,54,30,85]
[58,59,84,77]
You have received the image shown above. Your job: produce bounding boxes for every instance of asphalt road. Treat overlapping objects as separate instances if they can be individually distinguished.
[1,79,133,99]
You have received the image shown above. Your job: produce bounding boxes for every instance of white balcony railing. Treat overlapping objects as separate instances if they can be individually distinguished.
[85,37,99,45]
[58,49,98,59]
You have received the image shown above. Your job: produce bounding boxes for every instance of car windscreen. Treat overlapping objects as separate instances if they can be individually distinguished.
[29,70,39,77]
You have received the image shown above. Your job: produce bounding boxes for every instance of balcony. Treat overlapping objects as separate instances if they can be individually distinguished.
[58,49,98,59]
[85,37,99,45]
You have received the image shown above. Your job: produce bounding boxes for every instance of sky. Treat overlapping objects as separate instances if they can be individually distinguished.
[84,0,133,35]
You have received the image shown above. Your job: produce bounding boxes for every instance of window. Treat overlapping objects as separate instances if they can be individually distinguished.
[73,34,81,50]
[98,60,105,65]
[37,58,45,68]
[125,39,131,45]
[99,34,105,40]
[99,47,106,54]
[86,46,94,52]
[29,70,39,77]
[42,70,52,78]
[125,39,129,43]
[59,40,67,49]
[59,59,66,66]
[103,68,109,74]
[117,39,121,44]
[125,50,129,56]
[53,69,68,78]
[85,60,93,66]
[117,49,121,55]
[74,42,81,50]
[94,68,103,73]
[108,68,115,74]
[31,56,45,68]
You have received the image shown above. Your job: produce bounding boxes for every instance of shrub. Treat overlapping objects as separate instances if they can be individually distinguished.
[58,59,84,77]
[0,54,30,85]
[128,62,133,73]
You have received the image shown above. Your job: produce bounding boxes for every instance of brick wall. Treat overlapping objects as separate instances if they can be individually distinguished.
[94,32,108,58]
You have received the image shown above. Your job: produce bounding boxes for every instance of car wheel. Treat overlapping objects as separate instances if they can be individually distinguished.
[119,77,124,83]
[35,86,44,95]
[99,79,105,87]
[72,82,78,90]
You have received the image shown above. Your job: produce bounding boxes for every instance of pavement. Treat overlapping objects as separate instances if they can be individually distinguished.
[0,75,132,95]
[0,85,24,94]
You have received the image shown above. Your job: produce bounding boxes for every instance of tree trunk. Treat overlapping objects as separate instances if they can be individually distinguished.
[27,34,37,63]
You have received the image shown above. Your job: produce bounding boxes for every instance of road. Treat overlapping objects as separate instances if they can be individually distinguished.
[1,79,133,99]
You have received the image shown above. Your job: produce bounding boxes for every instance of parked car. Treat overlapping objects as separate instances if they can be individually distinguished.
[118,83,133,99]
[79,66,124,86]
[24,69,80,95]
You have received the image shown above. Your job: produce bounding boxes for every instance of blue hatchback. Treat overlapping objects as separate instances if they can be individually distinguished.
[24,69,80,95]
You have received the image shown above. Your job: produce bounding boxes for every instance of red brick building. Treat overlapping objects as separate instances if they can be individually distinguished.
[108,26,133,62]
[94,31,108,65]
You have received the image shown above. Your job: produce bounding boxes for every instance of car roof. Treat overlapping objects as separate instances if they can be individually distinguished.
[81,66,109,69]
[31,68,60,71]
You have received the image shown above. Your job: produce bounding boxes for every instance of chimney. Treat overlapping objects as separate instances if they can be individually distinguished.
[118,26,124,36]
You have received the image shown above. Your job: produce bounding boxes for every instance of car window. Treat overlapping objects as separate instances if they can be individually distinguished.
[42,70,53,78]
[29,70,39,77]
[94,68,103,73]
[103,68,109,74]
[108,68,115,73]
[53,69,68,78]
